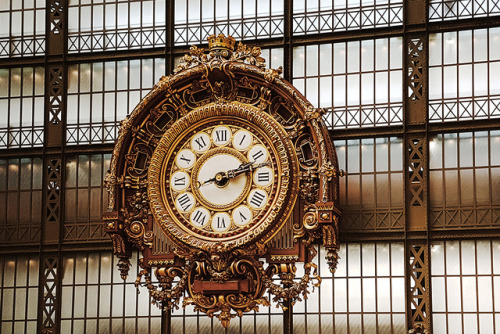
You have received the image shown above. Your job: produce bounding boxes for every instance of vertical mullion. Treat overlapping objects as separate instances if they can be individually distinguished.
[135,252,140,334]
[96,253,101,333]
[114,61,118,140]
[84,252,89,333]
[457,133,462,214]
[474,240,480,333]
[20,67,24,146]
[487,28,491,119]
[77,64,82,144]
[443,242,449,334]
[0,257,4,332]
[109,254,114,333]
[360,243,364,334]
[441,32,444,122]
[70,254,76,333]
[11,255,18,334]
[490,240,496,332]
[472,132,477,213]
[128,1,131,48]
[16,158,20,231]
[101,62,105,141]
[458,241,464,334]
[389,243,394,334]
[346,244,350,334]
[8,68,12,147]
[375,238,379,332]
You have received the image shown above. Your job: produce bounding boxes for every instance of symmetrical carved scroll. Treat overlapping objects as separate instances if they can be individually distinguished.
[104,34,341,328]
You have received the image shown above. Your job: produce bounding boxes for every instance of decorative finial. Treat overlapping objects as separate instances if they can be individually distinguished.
[207,34,236,58]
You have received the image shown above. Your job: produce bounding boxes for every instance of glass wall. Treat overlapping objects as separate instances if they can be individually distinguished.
[293,38,403,129]
[0,254,39,333]
[0,0,499,333]
[429,28,500,122]
[68,0,167,52]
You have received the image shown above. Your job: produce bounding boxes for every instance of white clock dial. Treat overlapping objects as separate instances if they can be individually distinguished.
[196,153,248,207]
[212,126,231,146]
[232,205,252,227]
[247,144,268,164]
[212,212,231,232]
[175,192,196,212]
[248,189,268,209]
[232,130,253,150]
[175,149,196,169]
[170,171,190,191]
[191,132,211,153]
[253,166,273,187]
[190,207,211,228]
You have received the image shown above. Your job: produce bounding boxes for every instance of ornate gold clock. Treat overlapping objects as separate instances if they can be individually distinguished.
[103,34,341,327]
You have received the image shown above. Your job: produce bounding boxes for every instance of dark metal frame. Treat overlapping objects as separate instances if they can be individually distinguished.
[0,0,500,333]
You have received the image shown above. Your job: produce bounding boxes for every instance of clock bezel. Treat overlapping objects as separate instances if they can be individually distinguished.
[148,101,300,250]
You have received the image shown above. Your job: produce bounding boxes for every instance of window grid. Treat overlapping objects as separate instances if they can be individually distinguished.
[429,28,500,123]
[0,0,45,57]
[431,240,500,334]
[67,0,167,53]
[66,58,166,145]
[0,158,43,244]
[0,254,39,334]
[173,0,284,46]
[64,154,111,242]
[0,67,45,149]
[292,0,404,35]
[292,38,403,130]
[429,0,500,21]
[429,131,500,228]
[291,243,406,333]
[334,137,404,232]
[60,251,162,333]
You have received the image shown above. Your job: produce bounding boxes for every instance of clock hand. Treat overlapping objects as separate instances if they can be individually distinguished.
[227,161,270,179]
[200,162,270,188]
[200,171,229,187]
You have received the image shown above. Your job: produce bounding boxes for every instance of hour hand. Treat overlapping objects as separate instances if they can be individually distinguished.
[200,171,229,187]
[199,176,217,187]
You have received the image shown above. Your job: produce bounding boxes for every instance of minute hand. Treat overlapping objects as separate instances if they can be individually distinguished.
[227,161,269,179]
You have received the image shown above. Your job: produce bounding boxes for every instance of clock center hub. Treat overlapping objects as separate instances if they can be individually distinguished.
[191,147,251,211]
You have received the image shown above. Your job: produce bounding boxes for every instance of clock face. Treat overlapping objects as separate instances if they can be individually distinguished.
[148,102,299,250]
[167,122,276,236]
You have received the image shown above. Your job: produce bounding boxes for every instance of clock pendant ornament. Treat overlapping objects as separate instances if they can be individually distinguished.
[103,34,341,328]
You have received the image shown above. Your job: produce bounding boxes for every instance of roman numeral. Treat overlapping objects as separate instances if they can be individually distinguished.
[192,210,206,226]
[257,171,270,183]
[215,130,228,142]
[174,176,186,186]
[194,136,207,149]
[239,134,246,146]
[250,191,265,207]
[217,216,227,229]
[179,155,191,164]
[239,212,248,222]
[177,193,192,211]
[252,150,264,161]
